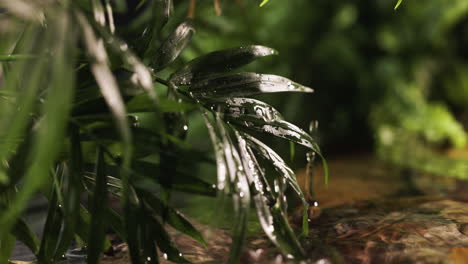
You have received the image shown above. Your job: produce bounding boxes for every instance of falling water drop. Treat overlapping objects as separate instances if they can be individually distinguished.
[309,120,319,134]
[163,253,168,260]
[183,125,188,131]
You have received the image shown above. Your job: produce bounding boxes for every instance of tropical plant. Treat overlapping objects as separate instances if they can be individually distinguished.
[0,1,325,263]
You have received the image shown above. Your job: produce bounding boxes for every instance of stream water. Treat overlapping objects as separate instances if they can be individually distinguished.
[11,154,468,264]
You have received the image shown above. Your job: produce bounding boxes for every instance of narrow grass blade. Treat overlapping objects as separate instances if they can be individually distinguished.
[235,132,306,258]
[54,126,83,258]
[37,188,63,262]
[143,192,207,247]
[87,147,109,264]
[170,45,278,85]
[189,73,313,98]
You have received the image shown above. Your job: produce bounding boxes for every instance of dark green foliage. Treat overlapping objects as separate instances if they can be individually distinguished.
[0,1,324,263]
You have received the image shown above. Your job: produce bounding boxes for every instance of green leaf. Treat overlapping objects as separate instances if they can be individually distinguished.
[147,215,191,263]
[142,0,173,61]
[54,126,83,258]
[143,193,207,247]
[209,98,321,154]
[394,0,404,10]
[259,0,270,7]
[153,20,195,71]
[37,188,63,262]
[201,110,250,264]
[87,147,109,264]
[189,73,313,98]
[170,45,278,85]
[241,132,309,218]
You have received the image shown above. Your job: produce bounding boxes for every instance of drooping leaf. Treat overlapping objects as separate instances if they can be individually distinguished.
[189,73,313,98]
[208,97,321,154]
[170,45,278,85]
[142,0,173,61]
[12,217,40,255]
[201,110,250,264]
[240,132,308,214]
[153,20,195,71]
[37,187,63,262]
[235,131,308,253]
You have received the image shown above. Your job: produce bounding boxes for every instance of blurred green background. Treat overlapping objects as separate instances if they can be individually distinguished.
[173,0,468,173]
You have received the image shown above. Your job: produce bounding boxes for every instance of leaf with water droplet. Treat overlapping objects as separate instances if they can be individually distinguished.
[200,109,250,264]
[208,97,321,154]
[234,132,305,257]
[189,73,313,98]
[153,20,195,71]
[170,45,278,85]
[240,132,311,235]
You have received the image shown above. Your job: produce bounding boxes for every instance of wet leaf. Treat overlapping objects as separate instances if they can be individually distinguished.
[189,73,313,98]
[0,14,77,246]
[77,12,132,151]
[143,0,173,61]
[235,131,308,256]
[0,233,15,264]
[170,45,278,85]
[88,147,109,264]
[201,110,250,264]
[208,97,320,154]
[153,20,195,71]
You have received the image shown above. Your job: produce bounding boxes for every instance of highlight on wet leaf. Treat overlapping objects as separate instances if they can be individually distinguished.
[1,2,326,263]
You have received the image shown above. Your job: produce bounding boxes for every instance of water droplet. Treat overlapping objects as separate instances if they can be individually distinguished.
[183,125,188,131]
[212,184,216,189]
[309,120,319,134]
[163,253,168,260]
[239,192,244,197]
[146,257,152,261]
[179,253,183,257]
